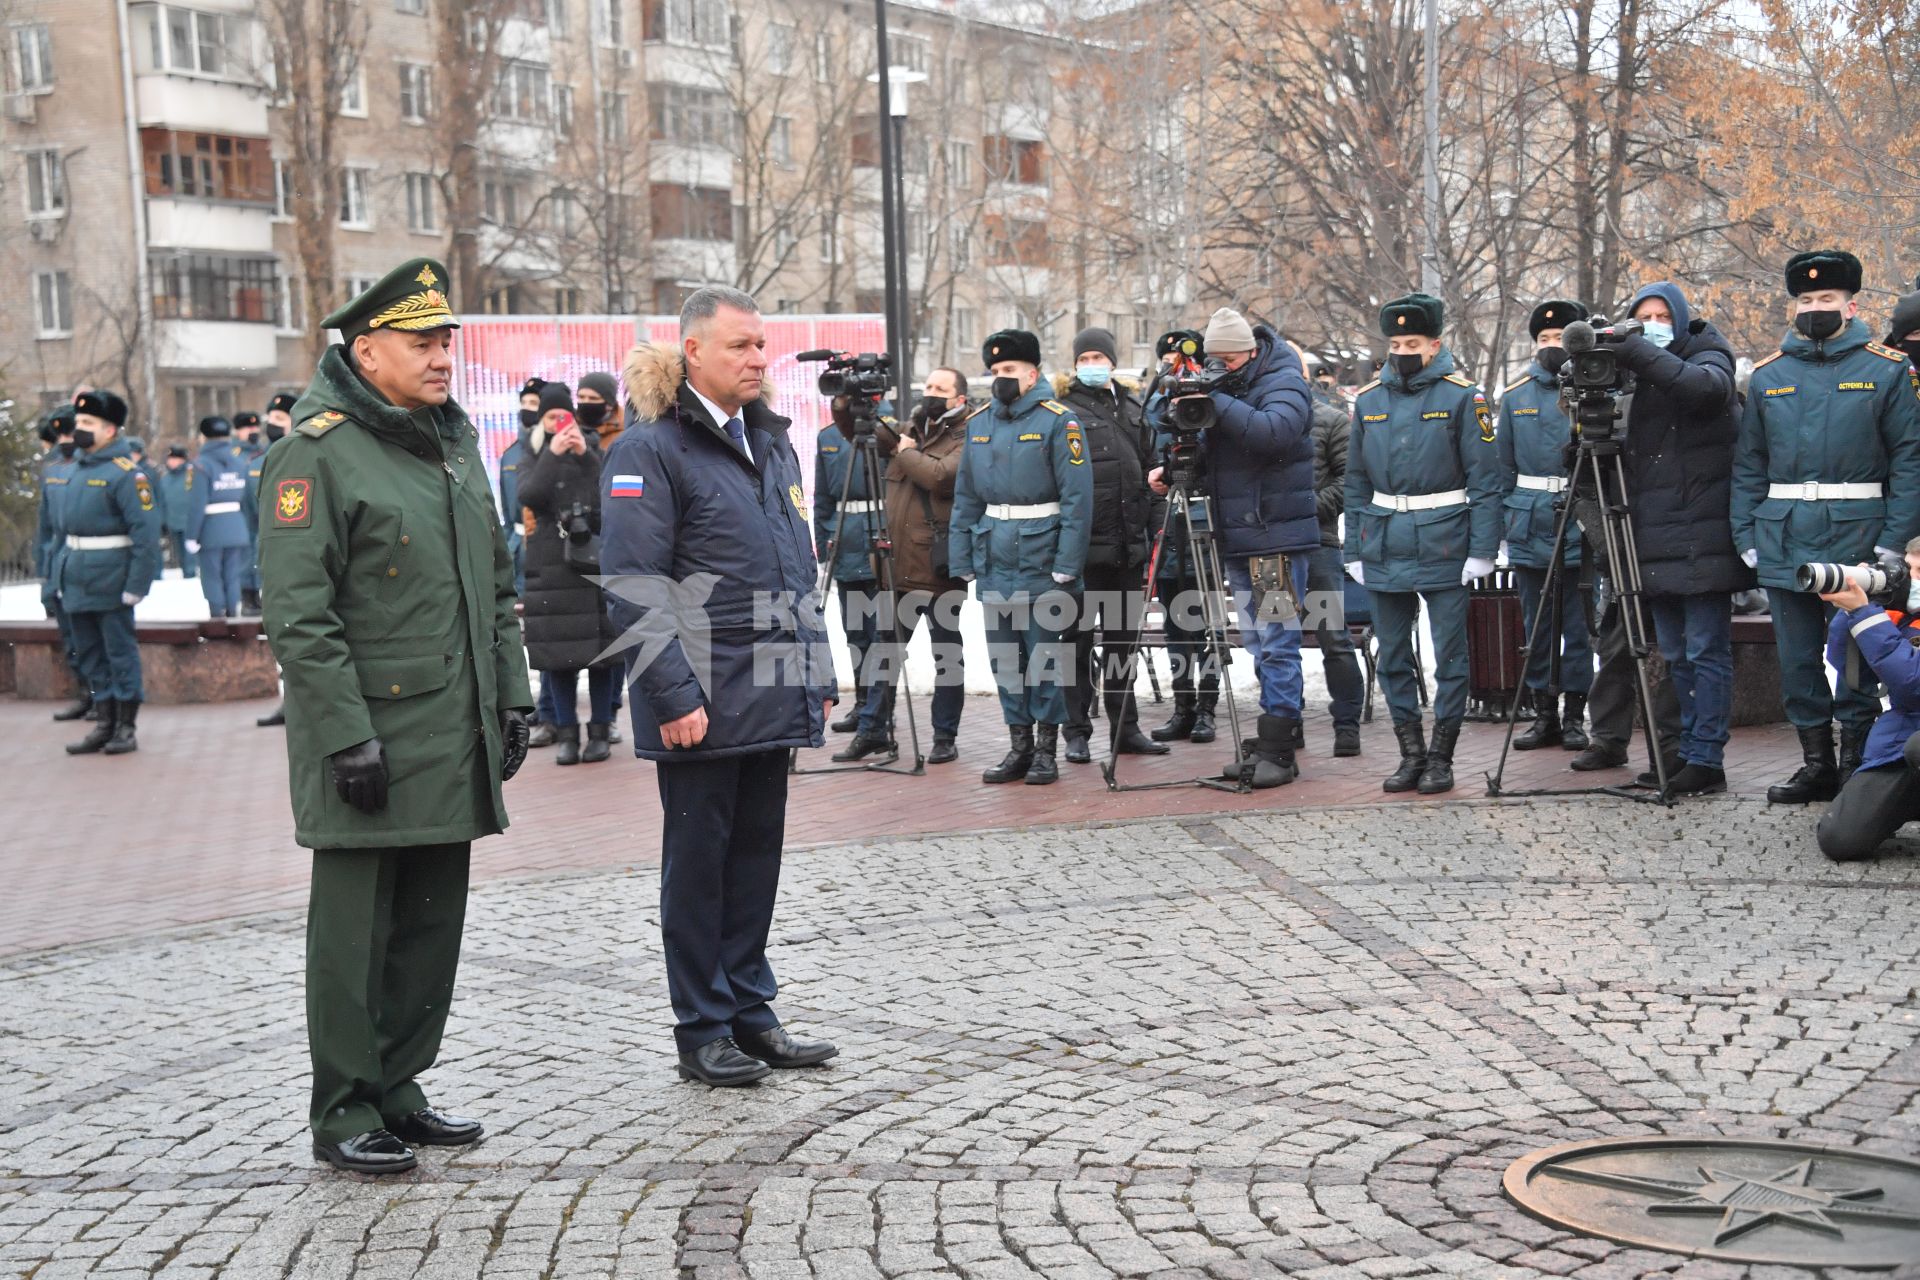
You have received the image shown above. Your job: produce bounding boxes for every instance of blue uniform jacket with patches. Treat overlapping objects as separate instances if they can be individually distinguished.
[498,434,528,557]
[948,382,1094,596]
[1343,349,1503,592]
[601,342,832,763]
[1828,604,1920,772]
[156,462,194,533]
[813,421,881,583]
[34,452,77,606]
[1733,319,1920,590]
[1496,361,1579,568]
[52,438,163,613]
[187,440,257,549]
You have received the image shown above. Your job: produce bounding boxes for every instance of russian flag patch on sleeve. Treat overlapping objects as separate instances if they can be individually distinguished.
[609,473,645,499]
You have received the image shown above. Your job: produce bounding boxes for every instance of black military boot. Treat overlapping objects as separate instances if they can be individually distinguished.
[1382,720,1426,793]
[66,700,117,755]
[1512,698,1561,750]
[581,721,612,763]
[1151,694,1196,742]
[1768,724,1838,804]
[1190,688,1218,744]
[1837,720,1874,787]
[554,723,582,766]
[1333,722,1362,757]
[1560,693,1589,752]
[1025,725,1060,785]
[103,701,139,755]
[982,726,1033,784]
[1417,718,1462,794]
[51,691,92,722]
[256,703,285,728]
[1247,714,1299,789]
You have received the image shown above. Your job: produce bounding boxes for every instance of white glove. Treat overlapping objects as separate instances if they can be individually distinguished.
[1051,571,1075,585]
[1497,541,1510,565]
[1345,561,1364,585]
[185,540,200,554]
[1741,548,1758,569]
[959,572,975,582]
[1462,556,1496,585]
[120,592,143,607]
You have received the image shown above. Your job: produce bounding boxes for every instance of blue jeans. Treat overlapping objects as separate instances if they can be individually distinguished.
[1514,566,1593,695]
[1648,592,1733,768]
[548,665,616,727]
[1223,553,1310,718]
[536,670,558,722]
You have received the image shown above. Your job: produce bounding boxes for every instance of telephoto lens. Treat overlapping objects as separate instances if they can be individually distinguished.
[1795,562,1888,595]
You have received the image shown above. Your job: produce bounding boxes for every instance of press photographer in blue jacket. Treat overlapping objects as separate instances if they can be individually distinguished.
[1815,538,1920,861]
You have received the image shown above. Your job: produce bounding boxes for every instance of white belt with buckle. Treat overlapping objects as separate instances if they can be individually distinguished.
[67,534,133,550]
[1516,475,1567,494]
[1372,489,1468,512]
[1767,482,1884,501]
[838,500,882,514]
[985,502,1062,520]
[203,501,242,515]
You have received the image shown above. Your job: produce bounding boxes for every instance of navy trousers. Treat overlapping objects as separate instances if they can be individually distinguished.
[200,544,249,616]
[167,531,198,577]
[656,749,789,1053]
[1371,586,1470,724]
[1514,566,1594,696]
[69,606,142,703]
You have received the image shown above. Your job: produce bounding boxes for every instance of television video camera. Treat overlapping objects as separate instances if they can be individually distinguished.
[799,348,894,436]
[1557,317,1643,446]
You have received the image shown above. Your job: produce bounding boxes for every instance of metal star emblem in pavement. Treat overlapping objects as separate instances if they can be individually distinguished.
[1543,1157,1915,1246]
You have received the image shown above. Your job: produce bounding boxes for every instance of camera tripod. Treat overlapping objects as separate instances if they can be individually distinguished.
[1102,457,1251,793]
[792,399,925,777]
[1486,428,1673,804]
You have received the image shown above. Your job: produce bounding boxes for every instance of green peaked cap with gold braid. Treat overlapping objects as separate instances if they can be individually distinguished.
[321,257,461,341]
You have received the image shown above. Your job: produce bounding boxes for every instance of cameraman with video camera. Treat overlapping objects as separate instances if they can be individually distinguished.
[1812,539,1920,860]
[816,394,892,763]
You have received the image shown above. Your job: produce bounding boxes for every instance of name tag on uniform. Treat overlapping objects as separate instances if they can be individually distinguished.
[1764,385,1798,397]
[1362,413,1388,423]
[1018,432,1044,442]
[1838,381,1877,392]
[821,445,840,453]
[971,434,991,443]
[1421,410,1450,421]
[609,473,645,499]
[86,478,107,487]
[1513,407,1539,416]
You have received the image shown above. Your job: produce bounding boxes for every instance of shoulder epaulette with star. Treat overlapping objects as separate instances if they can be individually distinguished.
[1443,372,1474,388]
[1867,341,1907,362]
[1041,400,1069,415]
[1753,350,1785,369]
[1503,376,1532,397]
[112,457,136,471]
[296,410,348,439]
[965,403,991,421]
[1355,379,1381,395]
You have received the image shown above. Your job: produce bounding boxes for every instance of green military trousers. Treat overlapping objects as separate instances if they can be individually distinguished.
[307,842,471,1143]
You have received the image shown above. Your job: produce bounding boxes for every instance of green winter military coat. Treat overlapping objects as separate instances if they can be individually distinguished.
[260,345,534,850]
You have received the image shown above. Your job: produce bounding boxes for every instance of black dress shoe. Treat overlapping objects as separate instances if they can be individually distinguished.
[829,707,860,733]
[1062,731,1092,764]
[831,729,896,762]
[313,1129,417,1174]
[387,1107,484,1147]
[677,1036,772,1086]
[736,1025,840,1068]
[256,703,285,727]
[1667,762,1726,795]
[1113,725,1170,755]
[927,736,958,764]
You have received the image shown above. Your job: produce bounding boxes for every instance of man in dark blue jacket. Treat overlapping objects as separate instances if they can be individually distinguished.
[1814,539,1920,860]
[1171,308,1315,788]
[600,286,838,1089]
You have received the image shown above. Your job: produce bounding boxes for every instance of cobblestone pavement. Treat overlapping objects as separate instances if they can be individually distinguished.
[4,799,1918,1278]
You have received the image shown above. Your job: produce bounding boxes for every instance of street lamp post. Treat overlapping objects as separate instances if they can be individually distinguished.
[868,62,927,390]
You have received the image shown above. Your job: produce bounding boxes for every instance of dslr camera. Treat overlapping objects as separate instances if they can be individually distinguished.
[560,500,598,544]
[1797,560,1909,607]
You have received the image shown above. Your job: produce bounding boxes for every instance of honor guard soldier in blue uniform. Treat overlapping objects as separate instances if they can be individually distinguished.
[35,405,92,722]
[156,445,197,577]
[188,415,254,617]
[816,395,893,761]
[949,328,1094,786]
[265,392,298,444]
[1498,300,1595,752]
[234,411,267,615]
[1344,293,1504,794]
[1734,249,1920,801]
[55,390,162,756]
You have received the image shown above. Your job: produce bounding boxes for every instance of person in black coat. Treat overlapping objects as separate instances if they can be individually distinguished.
[1055,326,1167,762]
[518,381,619,765]
[1614,281,1754,795]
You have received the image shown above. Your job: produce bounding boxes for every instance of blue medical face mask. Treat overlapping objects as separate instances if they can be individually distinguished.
[1907,579,1920,613]
[1075,363,1112,388]
[1641,319,1675,348]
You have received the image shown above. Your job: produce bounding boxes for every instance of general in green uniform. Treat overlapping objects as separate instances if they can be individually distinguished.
[260,258,534,1175]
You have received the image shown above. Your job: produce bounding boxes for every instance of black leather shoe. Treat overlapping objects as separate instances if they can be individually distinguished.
[256,703,285,727]
[1189,704,1217,744]
[51,693,92,722]
[1635,755,1684,789]
[677,1036,772,1087]
[1113,725,1170,756]
[313,1129,417,1174]
[387,1107,484,1147]
[1333,723,1361,757]
[1667,762,1726,796]
[1569,739,1629,771]
[830,707,861,733]
[1062,731,1092,764]
[736,1025,840,1069]
[927,736,958,764]
[832,730,897,762]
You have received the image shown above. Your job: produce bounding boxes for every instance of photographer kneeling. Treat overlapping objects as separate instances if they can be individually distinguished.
[1814,540,1920,861]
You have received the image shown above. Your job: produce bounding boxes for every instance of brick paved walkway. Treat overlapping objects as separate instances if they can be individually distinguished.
[2,798,1916,1278]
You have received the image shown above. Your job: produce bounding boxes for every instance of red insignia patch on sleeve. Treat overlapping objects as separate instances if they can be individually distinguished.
[274,478,313,528]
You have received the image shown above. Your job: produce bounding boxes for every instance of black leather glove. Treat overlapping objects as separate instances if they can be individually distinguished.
[330,737,388,815]
[500,709,530,781]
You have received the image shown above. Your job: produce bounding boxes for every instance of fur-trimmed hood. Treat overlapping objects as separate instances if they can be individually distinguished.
[1049,370,1140,398]
[622,341,776,422]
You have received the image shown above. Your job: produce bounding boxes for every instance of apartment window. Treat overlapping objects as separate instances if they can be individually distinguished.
[648,84,729,149]
[952,307,975,353]
[983,213,1047,265]
[149,253,281,323]
[275,263,304,333]
[339,167,371,227]
[482,178,521,224]
[550,187,581,236]
[891,33,928,73]
[770,116,793,167]
[33,270,71,337]
[766,23,793,74]
[554,286,582,314]
[600,90,629,145]
[947,221,970,271]
[340,65,365,116]
[552,82,574,135]
[814,31,831,81]
[851,114,879,168]
[595,0,625,46]
[23,149,64,217]
[1107,313,1128,343]
[818,209,841,264]
[772,222,796,261]
[649,183,731,241]
[174,385,237,435]
[394,0,425,13]
[983,135,1047,187]
[945,140,972,191]
[11,23,53,92]
[398,62,431,122]
[272,159,291,218]
[343,273,379,299]
[1132,314,1154,347]
[493,61,551,123]
[144,6,243,79]
[546,0,569,37]
[484,285,523,315]
[141,129,274,204]
[643,0,725,47]
[608,288,636,314]
[405,172,437,233]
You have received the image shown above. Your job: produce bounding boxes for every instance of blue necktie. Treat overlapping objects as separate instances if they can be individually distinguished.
[724,415,750,461]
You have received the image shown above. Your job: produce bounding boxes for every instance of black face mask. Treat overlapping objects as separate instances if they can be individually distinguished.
[575,402,609,428]
[919,394,948,421]
[72,429,96,452]
[58,441,76,458]
[519,407,541,430]
[992,376,1024,406]
[1795,309,1845,342]
[1390,353,1425,381]
[265,424,287,443]
[1536,346,1569,374]
[1900,339,1920,368]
